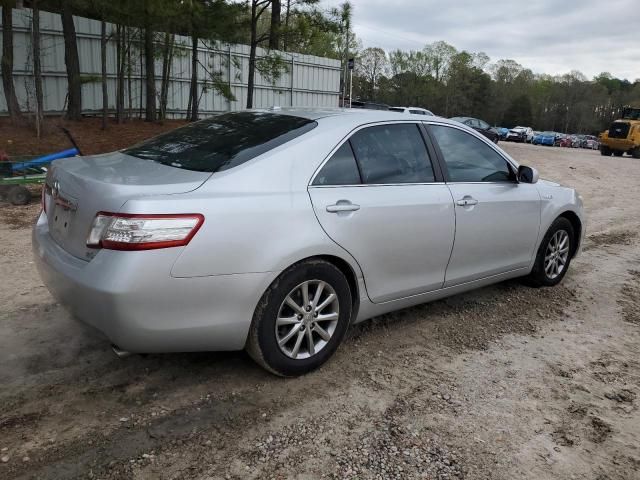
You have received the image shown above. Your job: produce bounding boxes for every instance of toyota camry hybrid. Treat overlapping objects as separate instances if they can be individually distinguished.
[33,108,585,376]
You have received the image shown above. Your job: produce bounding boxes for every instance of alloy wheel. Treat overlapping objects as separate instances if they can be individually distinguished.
[275,280,340,360]
[544,230,570,280]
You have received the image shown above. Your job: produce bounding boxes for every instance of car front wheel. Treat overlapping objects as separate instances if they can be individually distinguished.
[246,259,352,376]
[525,217,574,287]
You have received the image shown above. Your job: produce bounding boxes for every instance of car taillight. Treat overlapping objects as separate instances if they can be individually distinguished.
[86,213,204,251]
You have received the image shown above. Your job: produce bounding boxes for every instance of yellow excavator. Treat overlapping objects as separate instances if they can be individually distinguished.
[600,106,640,158]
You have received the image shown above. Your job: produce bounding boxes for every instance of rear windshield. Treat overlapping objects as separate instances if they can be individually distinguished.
[123,112,317,172]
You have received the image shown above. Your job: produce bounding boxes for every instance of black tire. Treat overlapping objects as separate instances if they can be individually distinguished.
[600,145,611,156]
[632,148,640,159]
[7,185,31,205]
[246,259,353,377]
[525,217,575,288]
[613,150,624,157]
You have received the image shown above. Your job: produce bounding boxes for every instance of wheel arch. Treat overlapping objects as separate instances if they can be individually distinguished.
[271,254,361,323]
[558,210,582,257]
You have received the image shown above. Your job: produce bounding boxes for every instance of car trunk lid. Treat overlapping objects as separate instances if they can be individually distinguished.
[44,152,211,261]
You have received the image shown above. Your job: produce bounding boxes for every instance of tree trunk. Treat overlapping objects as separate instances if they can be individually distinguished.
[116,25,126,123]
[2,5,22,122]
[139,39,144,119]
[144,25,156,121]
[61,3,82,120]
[189,34,198,121]
[32,0,44,137]
[269,0,281,50]
[101,20,108,129]
[247,3,258,109]
[283,0,290,51]
[127,27,133,120]
[159,32,174,121]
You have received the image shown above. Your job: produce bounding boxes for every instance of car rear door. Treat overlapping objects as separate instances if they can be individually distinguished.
[426,122,541,287]
[308,122,455,303]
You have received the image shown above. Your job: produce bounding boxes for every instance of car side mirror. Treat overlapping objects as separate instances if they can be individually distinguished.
[518,165,539,184]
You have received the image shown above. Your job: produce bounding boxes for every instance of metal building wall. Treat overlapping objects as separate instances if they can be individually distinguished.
[0,7,341,117]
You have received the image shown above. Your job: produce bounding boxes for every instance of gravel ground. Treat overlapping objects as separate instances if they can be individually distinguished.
[1,143,639,480]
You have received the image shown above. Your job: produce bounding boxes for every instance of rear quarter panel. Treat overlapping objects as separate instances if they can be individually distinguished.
[116,124,365,280]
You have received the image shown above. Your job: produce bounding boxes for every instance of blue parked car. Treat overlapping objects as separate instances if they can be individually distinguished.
[533,131,556,146]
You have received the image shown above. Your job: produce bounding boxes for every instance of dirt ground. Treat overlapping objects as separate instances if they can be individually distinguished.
[1,142,639,480]
[0,117,186,157]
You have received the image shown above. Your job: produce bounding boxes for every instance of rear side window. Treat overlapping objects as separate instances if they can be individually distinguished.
[349,124,435,184]
[123,112,317,172]
[313,142,361,186]
[430,125,513,182]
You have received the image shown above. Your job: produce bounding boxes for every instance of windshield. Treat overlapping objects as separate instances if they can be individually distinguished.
[622,108,640,120]
[123,112,317,172]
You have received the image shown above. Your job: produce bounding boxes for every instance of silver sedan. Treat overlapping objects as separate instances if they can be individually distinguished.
[33,108,585,376]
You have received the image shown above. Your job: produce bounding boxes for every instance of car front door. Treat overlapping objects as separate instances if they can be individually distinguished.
[308,123,455,303]
[427,123,541,287]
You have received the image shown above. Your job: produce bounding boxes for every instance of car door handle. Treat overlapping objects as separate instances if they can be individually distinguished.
[456,197,478,207]
[326,201,360,213]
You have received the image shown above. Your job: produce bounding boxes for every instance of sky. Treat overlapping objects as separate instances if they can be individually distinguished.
[321,0,640,81]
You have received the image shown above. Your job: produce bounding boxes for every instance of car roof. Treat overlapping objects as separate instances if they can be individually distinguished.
[249,107,459,126]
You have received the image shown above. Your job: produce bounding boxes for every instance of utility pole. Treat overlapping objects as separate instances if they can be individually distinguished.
[342,15,349,107]
[348,58,354,108]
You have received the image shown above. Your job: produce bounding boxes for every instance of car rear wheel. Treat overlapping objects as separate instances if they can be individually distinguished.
[246,259,352,376]
[525,217,574,287]
[632,148,640,159]
[600,146,611,156]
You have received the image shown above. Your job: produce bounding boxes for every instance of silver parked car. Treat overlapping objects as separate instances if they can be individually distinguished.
[33,108,585,376]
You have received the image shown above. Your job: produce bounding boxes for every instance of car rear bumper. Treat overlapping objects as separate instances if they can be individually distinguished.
[506,135,526,142]
[32,212,276,353]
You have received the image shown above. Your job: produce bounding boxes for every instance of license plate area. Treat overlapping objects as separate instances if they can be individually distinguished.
[50,205,73,239]
[49,193,77,243]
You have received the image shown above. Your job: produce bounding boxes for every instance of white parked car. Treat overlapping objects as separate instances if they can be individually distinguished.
[389,106,435,116]
[506,126,534,143]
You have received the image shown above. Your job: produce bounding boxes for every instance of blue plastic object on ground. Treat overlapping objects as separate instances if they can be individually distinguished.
[10,148,79,172]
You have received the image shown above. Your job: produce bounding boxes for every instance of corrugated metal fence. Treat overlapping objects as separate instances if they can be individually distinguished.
[0,7,341,117]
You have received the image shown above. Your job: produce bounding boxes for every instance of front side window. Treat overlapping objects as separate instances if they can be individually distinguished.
[312,142,361,186]
[124,112,317,172]
[477,120,490,130]
[430,125,513,182]
[349,124,435,184]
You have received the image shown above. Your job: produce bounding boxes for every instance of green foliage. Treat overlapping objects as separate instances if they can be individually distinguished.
[502,95,533,127]
[79,74,101,84]
[206,71,236,102]
[354,40,640,134]
[256,52,289,84]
